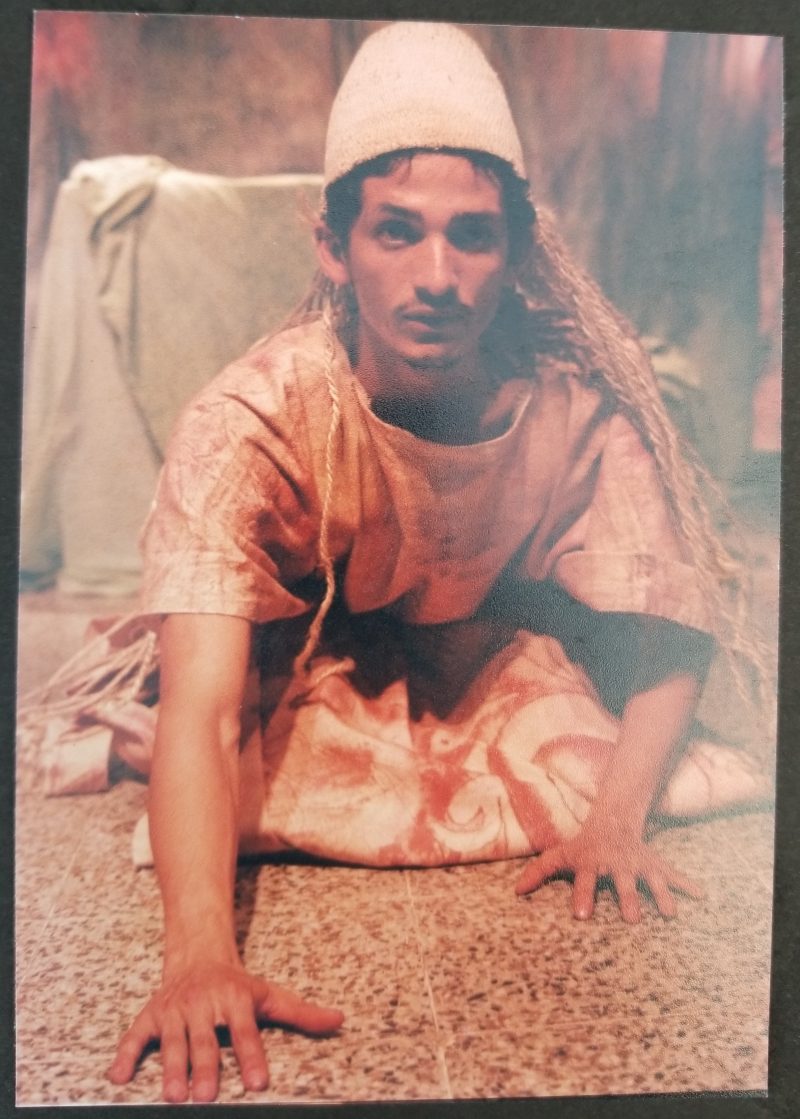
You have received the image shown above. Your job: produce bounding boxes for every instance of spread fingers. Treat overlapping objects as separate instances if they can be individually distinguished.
[572,869,597,920]
[228,1005,269,1092]
[107,1008,156,1085]
[188,1025,221,1103]
[160,1013,190,1103]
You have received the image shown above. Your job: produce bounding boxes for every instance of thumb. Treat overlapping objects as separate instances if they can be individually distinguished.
[252,979,345,1035]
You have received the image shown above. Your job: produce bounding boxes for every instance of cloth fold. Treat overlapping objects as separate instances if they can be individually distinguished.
[23,318,773,869]
[22,610,771,869]
[21,156,322,592]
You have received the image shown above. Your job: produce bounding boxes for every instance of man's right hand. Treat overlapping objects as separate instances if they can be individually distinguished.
[107,959,344,1103]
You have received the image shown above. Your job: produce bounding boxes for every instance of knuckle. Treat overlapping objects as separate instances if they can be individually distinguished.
[135,1003,158,1029]
[190,1034,218,1060]
[223,979,249,1008]
[232,992,257,1021]
[242,1021,264,1044]
[162,1015,187,1043]
[182,987,210,1016]
[117,1036,141,1059]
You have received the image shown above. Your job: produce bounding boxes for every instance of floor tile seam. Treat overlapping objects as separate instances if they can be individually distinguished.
[408,959,773,1000]
[426,992,772,1036]
[653,849,773,885]
[402,871,454,1101]
[19,810,94,926]
[757,861,775,892]
[555,1004,771,1034]
[735,853,776,883]
[431,993,774,1033]
[399,921,771,962]
[711,828,774,877]
[14,914,51,990]
[434,1035,764,1095]
[19,901,164,930]
[703,826,745,864]
[652,823,773,857]
[430,1005,721,1038]
[550,1011,774,1069]
[407,867,772,896]
[698,1044,769,1090]
[42,817,152,912]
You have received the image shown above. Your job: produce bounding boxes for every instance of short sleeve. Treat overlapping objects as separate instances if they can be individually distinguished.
[543,410,711,633]
[139,354,323,623]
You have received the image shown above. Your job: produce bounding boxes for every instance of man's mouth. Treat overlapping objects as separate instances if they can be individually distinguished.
[401,309,468,329]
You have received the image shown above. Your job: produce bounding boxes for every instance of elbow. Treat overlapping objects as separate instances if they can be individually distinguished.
[154,696,245,763]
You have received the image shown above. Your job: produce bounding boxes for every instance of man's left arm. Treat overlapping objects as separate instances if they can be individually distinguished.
[516,618,712,922]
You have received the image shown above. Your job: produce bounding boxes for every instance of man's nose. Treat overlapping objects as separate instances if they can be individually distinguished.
[414,237,458,301]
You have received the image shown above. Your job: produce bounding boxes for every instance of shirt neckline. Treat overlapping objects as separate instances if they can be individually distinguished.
[331,332,537,456]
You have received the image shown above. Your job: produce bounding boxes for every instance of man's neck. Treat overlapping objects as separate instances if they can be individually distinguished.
[353,334,498,443]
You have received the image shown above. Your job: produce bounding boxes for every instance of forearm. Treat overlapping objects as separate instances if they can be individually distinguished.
[148,613,253,976]
[149,702,242,974]
[590,670,702,835]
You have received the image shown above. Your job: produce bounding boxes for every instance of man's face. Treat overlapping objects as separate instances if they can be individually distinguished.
[323,153,513,395]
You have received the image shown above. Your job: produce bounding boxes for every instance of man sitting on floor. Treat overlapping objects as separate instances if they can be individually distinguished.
[103,22,770,1103]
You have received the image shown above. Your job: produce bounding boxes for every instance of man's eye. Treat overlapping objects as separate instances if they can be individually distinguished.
[374,221,418,247]
[449,219,502,252]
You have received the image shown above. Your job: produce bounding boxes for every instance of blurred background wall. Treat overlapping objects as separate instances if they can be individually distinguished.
[27,13,782,482]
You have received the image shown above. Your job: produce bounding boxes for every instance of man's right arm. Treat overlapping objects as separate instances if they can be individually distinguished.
[107,613,343,1103]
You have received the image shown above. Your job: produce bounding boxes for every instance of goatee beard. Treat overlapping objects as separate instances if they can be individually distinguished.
[404,354,461,372]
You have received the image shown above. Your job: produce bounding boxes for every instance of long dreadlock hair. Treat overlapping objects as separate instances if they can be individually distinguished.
[284,148,775,746]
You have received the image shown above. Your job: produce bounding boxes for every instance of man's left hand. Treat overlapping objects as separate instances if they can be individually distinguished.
[514,820,705,923]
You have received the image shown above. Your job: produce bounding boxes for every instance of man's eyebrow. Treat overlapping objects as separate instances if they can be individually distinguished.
[373,204,503,222]
[374,203,421,220]
[450,211,504,223]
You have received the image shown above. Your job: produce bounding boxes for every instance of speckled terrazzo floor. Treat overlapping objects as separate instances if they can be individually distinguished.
[15,560,776,1105]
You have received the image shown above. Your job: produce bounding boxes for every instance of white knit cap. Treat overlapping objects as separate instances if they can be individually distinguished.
[323,22,527,187]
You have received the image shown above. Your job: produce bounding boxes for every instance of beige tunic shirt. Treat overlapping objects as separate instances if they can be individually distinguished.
[140,317,709,635]
[133,317,730,866]
[44,319,770,864]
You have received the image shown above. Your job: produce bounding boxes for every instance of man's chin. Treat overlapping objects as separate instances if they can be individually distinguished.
[405,354,461,372]
[401,342,464,372]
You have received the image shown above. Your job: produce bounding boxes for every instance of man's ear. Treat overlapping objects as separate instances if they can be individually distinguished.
[315,222,350,286]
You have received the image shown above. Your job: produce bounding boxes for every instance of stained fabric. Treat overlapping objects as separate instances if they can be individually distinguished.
[121,317,769,867]
[141,318,711,631]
